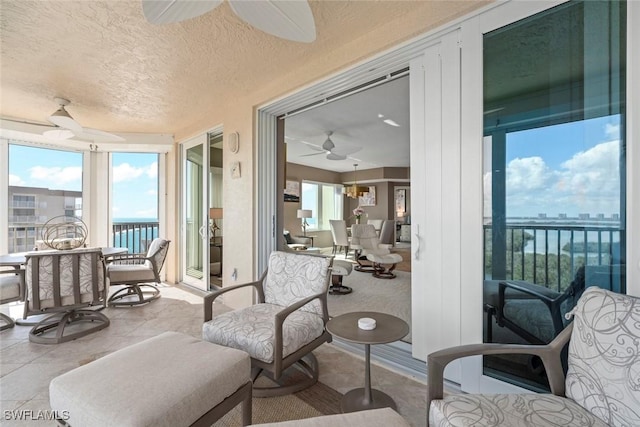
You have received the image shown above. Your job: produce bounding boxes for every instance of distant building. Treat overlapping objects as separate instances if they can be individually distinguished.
[8,186,82,252]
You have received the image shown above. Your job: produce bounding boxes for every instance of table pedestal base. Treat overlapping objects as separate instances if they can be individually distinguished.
[340,388,397,413]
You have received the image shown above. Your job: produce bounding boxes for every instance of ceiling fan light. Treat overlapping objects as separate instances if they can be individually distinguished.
[48,106,82,132]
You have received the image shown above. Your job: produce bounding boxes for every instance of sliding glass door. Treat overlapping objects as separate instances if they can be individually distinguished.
[481,0,626,391]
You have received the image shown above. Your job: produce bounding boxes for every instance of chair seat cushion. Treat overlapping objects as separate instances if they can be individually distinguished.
[0,275,21,301]
[429,393,608,427]
[107,264,155,283]
[202,303,325,363]
[332,260,353,276]
[366,253,402,264]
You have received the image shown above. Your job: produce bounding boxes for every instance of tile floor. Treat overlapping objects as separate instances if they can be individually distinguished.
[0,284,428,426]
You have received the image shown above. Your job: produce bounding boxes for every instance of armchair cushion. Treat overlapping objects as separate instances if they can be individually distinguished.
[0,273,22,301]
[107,264,156,283]
[565,288,640,425]
[202,303,324,363]
[430,393,608,426]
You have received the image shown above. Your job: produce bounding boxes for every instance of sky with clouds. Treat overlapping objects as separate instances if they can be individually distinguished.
[484,114,622,218]
[9,145,158,220]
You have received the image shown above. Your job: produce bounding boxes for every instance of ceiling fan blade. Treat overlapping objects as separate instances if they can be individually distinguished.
[229,0,316,43]
[300,151,326,157]
[43,129,75,140]
[75,128,126,142]
[142,0,222,25]
[48,106,83,133]
[327,153,347,161]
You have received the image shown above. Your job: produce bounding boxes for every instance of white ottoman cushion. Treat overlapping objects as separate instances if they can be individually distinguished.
[50,331,250,427]
[366,253,403,264]
[332,260,353,276]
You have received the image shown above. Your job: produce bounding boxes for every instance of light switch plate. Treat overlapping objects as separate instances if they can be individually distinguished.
[231,161,241,178]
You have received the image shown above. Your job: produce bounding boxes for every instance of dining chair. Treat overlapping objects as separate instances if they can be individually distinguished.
[0,268,24,331]
[24,248,109,344]
[329,220,350,257]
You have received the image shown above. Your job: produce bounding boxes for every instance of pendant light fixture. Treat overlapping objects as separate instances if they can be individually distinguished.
[344,164,369,199]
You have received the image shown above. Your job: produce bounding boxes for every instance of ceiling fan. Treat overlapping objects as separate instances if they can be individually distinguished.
[142,0,316,43]
[301,131,362,161]
[44,98,125,143]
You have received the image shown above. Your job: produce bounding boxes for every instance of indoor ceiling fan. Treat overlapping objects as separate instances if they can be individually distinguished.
[301,131,362,161]
[142,0,316,43]
[44,98,125,143]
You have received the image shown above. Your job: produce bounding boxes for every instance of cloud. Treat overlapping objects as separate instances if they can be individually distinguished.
[9,174,25,185]
[495,140,621,217]
[146,189,157,196]
[506,156,553,192]
[113,162,157,183]
[29,166,82,187]
[605,123,620,140]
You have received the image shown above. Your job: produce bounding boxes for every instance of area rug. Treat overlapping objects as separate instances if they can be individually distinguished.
[328,270,412,343]
[213,381,342,426]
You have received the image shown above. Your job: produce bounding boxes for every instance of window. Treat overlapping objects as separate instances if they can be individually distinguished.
[7,143,83,252]
[301,181,343,231]
[482,0,626,391]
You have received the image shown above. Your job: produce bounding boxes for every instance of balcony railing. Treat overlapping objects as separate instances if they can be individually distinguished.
[112,221,159,254]
[484,223,624,293]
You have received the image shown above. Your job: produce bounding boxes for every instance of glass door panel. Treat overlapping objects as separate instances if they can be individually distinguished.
[182,135,208,290]
[482,0,626,391]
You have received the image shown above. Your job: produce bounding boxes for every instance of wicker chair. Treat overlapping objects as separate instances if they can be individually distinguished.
[203,251,333,397]
[24,248,109,344]
[106,238,170,307]
[427,287,640,426]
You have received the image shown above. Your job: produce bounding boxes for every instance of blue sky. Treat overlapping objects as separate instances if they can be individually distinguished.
[9,146,158,220]
[486,114,622,218]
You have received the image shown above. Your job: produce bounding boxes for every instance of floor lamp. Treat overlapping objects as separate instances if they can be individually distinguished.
[297,209,312,237]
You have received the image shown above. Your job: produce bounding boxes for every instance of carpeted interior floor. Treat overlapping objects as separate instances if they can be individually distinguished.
[214,377,342,426]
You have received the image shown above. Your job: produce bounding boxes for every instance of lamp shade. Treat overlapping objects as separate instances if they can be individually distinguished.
[297,209,312,219]
[210,208,223,219]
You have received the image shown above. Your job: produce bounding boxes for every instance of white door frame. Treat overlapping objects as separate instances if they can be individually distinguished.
[180,133,210,290]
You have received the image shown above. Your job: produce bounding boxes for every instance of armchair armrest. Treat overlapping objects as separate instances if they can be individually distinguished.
[272,291,328,375]
[426,323,572,414]
[203,271,267,321]
[290,236,312,246]
[498,281,570,337]
[105,253,149,264]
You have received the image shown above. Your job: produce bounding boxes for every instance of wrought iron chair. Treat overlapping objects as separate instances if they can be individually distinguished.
[428,287,639,426]
[203,251,333,397]
[24,248,109,344]
[0,268,24,331]
[106,238,170,307]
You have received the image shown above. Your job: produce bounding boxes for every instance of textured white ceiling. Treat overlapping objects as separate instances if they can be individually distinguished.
[285,75,409,172]
[0,1,487,140]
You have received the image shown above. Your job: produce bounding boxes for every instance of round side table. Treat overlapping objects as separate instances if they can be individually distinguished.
[326,311,409,413]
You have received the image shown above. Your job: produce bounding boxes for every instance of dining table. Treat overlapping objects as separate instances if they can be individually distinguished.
[0,246,128,268]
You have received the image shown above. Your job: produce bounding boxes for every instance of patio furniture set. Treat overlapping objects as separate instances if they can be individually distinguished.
[2,245,637,426]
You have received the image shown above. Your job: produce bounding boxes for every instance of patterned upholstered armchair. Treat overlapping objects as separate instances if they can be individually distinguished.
[106,238,170,307]
[203,251,333,397]
[24,248,109,344]
[427,287,640,426]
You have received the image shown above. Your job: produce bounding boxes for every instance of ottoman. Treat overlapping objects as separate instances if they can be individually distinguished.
[50,331,252,427]
[365,253,403,279]
[330,260,353,295]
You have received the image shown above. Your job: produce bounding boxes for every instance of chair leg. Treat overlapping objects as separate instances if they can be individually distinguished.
[108,284,161,307]
[29,309,110,344]
[251,353,320,398]
[0,312,15,331]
